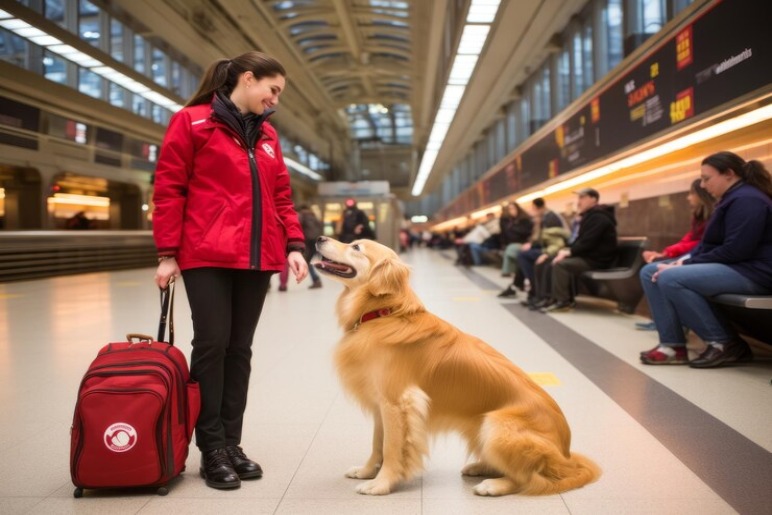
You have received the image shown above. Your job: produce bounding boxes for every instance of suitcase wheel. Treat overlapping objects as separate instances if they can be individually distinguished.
[156,486,169,496]
[73,487,83,498]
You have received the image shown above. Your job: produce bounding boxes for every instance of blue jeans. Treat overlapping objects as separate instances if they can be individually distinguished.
[640,261,769,345]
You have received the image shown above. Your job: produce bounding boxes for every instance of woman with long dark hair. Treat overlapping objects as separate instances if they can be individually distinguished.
[639,151,772,367]
[153,51,308,489]
[636,179,715,332]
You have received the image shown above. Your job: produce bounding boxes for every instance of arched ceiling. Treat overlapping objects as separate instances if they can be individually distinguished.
[104,0,586,199]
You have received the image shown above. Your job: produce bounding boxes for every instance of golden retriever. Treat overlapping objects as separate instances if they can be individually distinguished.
[312,237,601,496]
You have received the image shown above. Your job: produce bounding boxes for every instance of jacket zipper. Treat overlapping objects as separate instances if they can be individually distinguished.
[247,148,262,269]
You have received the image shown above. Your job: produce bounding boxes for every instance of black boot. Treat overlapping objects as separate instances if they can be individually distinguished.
[200,448,241,489]
[226,445,263,479]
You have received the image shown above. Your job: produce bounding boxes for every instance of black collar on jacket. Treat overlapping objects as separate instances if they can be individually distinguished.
[212,92,274,149]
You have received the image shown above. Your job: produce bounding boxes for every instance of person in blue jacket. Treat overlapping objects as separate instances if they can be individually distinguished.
[640,151,772,368]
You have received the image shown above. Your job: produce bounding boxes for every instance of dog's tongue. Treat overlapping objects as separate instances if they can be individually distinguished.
[316,261,351,273]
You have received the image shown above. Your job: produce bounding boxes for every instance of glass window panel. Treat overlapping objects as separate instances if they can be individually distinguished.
[583,23,593,87]
[604,0,623,71]
[672,0,694,17]
[132,94,147,116]
[151,48,167,87]
[171,60,181,94]
[109,82,126,107]
[78,67,102,99]
[110,19,124,62]
[572,31,583,99]
[79,0,100,48]
[133,34,145,73]
[45,0,66,28]
[0,28,28,68]
[43,50,66,83]
[641,0,665,34]
[557,49,570,110]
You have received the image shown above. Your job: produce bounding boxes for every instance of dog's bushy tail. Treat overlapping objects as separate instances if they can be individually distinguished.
[519,451,601,495]
[480,407,601,495]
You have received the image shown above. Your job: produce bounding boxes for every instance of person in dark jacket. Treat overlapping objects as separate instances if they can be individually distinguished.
[541,188,618,312]
[498,201,534,277]
[280,205,324,290]
[640,151,772,368]
[153,51,308,490]
[339,198,374,243]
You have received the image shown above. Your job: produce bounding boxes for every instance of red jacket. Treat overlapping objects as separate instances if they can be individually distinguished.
[662,219,706,258]
[152,103,304,272]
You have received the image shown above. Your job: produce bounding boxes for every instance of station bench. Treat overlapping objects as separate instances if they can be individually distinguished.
[577,237,648,314]
[710,294,772,346]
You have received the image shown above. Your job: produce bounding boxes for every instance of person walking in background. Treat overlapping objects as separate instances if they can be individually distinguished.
[541,188,618,313]
[635,179,715,331]
[338,198,374,242]
[153,51,308,490]
[279,204,323,290]
[639,151,772,368]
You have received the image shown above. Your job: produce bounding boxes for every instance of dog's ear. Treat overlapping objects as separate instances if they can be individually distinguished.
[368,258,409,296]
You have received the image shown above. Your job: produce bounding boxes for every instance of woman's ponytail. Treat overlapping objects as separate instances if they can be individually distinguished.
[185,59,233,107]
[744,160,772,199]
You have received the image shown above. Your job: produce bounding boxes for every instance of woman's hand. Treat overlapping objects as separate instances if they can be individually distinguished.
[642,250,664,263]
[287,251,309,283]
[651,260,682,282]
[155,258,180,289]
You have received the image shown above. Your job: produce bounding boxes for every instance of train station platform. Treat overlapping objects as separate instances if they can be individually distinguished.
[0,247,770,514]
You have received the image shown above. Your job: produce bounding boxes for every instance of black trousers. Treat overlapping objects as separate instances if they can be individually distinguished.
[182,267,272,452]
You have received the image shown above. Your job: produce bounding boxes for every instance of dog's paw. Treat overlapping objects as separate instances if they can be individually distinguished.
[461,462,498,477]
[355,479,392,495]
[345,465,379,479]
[473,478,518,497]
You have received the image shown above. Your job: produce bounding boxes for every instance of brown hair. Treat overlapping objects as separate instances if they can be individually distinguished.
[689,178,714,222]
[702,151,772,199]
[186,51,286,107]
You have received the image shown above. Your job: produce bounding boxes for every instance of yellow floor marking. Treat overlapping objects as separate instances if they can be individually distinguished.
[0,293,22,300]
[528,372,561,386]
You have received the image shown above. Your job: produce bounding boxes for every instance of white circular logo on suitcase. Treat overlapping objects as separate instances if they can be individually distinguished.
[104,422,138,452]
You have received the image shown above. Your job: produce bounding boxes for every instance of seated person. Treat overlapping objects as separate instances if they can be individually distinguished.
[636,179,715,331]
[498,197,566,298]
[541,188,618,313]
[516,226,570,308]
[455,212,500,266]
[640,151,772,368]
[498,202,534,279]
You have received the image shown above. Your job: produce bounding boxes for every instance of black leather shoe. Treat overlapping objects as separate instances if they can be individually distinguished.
[497,286,517,298]
[541,300,575,313]
[226,445,263,479]
[689,339,753,369]
[200,448,241,489]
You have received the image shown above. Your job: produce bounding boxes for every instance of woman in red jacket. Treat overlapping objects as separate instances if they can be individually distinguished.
[152,51,308,490]
[636,178,714,331]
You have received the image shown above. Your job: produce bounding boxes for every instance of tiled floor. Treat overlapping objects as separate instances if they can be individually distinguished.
[0,247,770,514]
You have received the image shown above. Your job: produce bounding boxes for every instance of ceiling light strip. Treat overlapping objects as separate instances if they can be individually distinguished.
[412,0,501,196]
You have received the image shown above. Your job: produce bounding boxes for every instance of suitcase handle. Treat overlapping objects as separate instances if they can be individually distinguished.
[126,333,154,342]
[157,279,175,345]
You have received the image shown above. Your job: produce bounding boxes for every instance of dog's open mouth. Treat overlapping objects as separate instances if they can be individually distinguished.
[314,256,357,278]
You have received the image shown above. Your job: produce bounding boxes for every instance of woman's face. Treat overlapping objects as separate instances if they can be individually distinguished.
[686,189,699,208]
[700,164,737,199]
[242,72,285,115]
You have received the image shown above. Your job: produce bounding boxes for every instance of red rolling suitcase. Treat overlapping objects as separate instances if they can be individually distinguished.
[70,281,200,497]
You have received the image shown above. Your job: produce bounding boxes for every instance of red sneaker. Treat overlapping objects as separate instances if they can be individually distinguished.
[640,345,688,365]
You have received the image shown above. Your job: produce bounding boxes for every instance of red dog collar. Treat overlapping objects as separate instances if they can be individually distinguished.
[355,308,392,329]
